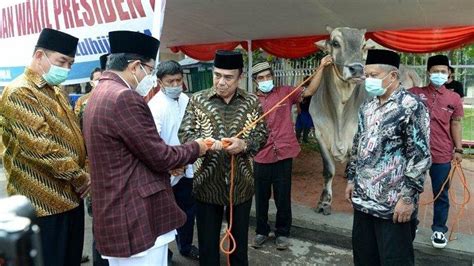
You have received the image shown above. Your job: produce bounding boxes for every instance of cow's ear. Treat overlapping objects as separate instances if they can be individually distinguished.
[316,40,328,52]
[363,43,376,50]
[363,39,377,50]
[326,26,333,33]
[360,28,367,35]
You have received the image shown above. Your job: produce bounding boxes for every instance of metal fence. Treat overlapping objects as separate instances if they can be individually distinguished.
[238,61,320,91]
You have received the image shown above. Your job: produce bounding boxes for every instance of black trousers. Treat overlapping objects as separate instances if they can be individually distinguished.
[352,210,416,266]
[196,199,252,266]
[36,201,85,266]
[296,127,311,143]
[254,158,293,237]
[173,177,197,255]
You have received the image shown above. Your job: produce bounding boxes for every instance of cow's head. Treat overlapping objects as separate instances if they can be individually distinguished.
[316,27,369,82]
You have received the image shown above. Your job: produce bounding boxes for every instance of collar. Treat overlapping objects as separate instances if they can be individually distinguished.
[371,85,404,107]
[428,83,447,94]
[205,87,248,100]
[100,71,132,89]
[386,86,404,102]
[24,67,48,89]
[256,88,275,97]
[157,90,180,102]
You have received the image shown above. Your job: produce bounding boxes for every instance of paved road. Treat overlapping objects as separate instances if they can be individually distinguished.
[2,166,472,265]
[0,166,353,265]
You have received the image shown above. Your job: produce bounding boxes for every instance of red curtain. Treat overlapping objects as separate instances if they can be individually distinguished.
[367,26,474,53]
[169,42,241,61]
[170,26,474,60]
[253,35,328,59]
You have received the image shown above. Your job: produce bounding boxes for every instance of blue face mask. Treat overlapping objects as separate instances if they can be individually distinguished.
[162,86,183,99]
[258,80,274,93]
[42,55,70,85]
[364,72,393,97]
[430,73,448,87]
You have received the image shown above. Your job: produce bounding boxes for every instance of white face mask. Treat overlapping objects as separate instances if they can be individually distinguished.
[162,85,183,99]
[92,80,99,87]
[133,65,157,96]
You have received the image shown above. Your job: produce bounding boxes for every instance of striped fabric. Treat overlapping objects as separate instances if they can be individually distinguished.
[252,61,272,75]
[179,88,268,205]
[0,68,88,217]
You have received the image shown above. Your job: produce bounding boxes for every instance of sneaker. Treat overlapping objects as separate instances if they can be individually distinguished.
[275,236,290,250]
[252,234,268,248]
[181,245,199,260]
[431,231,448,249]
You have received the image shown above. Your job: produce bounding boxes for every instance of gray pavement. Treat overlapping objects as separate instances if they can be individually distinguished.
[0,167,353,265]
[80,210,353,265]
[2,166,473,265]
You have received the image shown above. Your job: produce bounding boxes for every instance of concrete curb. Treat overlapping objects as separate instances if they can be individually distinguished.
[249,200,474,265]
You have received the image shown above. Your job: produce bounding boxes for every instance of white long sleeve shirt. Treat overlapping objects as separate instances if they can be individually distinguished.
[148,90,193,186]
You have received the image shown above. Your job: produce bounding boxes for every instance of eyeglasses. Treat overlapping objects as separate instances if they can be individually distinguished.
[127,60,155,73]
[140,63,155,73]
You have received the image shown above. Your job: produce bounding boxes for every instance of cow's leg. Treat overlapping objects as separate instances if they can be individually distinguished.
[315,136,336,215]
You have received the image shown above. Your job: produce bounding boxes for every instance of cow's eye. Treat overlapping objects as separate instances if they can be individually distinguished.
[331,40,340,48]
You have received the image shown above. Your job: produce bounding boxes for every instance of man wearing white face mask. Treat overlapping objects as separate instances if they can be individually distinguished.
[83,31,211,266]
[0,28,90,266]
[345,49,431,266]
[147,60,200,261]
[251,56,331,250]
[410,55,464,249]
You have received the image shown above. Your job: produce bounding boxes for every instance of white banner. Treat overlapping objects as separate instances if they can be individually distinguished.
[0,0,165,86]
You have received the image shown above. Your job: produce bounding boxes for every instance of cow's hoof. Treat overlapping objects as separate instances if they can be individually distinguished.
[322,205,332,215]
[315,202,323,213]
[315,203,332,215]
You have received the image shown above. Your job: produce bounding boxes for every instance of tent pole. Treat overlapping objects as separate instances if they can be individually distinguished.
[247,40,252,92]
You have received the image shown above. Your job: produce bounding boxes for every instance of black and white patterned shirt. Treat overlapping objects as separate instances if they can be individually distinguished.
[345,87,431,219]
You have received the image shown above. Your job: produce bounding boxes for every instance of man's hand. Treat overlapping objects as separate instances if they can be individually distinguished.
[75,173,91,199]
[319,55,333,68]
[169,167,185,176]
[345,182,354,204]
[204,137,223,151]
[302,55,333,98]
[453,152,463,163]
[194,138,209,156]
[222,137,247,155]
[392,197,414,223]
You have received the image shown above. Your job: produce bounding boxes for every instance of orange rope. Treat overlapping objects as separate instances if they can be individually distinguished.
[420,162,471,241]
[203,72,318,265]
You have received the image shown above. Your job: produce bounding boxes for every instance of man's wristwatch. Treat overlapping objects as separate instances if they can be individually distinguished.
[401,196,413,205]
[454,148,464,154]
